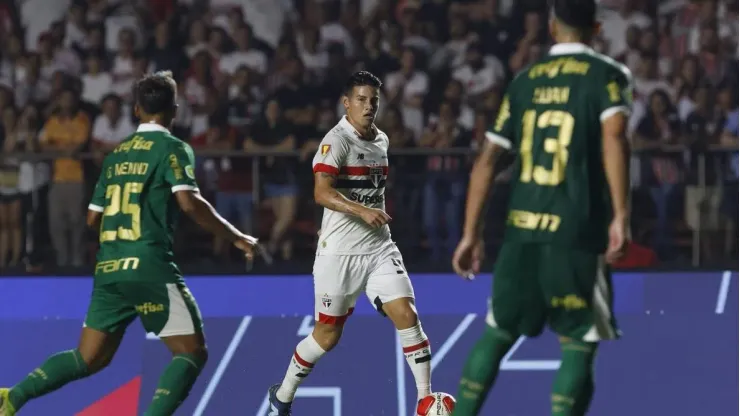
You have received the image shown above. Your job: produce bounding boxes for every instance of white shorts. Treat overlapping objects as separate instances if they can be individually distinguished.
[312,244,415,325]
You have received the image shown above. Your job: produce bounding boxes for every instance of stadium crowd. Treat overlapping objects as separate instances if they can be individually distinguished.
[0,0,736,272]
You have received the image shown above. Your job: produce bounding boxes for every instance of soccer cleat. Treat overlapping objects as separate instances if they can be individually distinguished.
[0,388,16,416]
[267,384,292,416]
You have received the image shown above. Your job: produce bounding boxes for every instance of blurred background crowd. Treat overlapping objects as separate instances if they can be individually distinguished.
[0,0,736,274]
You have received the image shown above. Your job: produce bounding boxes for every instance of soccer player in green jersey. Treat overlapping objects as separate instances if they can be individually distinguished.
[450,0,633,415]
[0,71,258,416]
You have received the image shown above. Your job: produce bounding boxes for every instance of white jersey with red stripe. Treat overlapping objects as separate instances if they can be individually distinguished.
[312,116,394,255]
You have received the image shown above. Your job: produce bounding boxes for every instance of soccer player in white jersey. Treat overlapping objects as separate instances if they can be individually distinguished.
[267,71,433,415]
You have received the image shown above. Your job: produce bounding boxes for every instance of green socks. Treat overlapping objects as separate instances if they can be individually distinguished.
[9,349,90,411]
[143,353,206,416]
[551,340,597,416]
[453,327,515,415]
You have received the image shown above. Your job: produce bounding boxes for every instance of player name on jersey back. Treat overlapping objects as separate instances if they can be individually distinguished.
[89,123,199,283]
[487,43,633,253]
[312,117,394,255]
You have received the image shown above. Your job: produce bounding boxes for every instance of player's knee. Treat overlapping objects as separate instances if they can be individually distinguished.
[383,298,419,329]
[312,323,343,352]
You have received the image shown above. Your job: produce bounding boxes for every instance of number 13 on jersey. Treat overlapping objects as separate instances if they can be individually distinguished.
[101,182,143,242]
[519,109,575,186]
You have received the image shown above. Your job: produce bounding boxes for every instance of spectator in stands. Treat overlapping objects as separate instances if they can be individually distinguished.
[601,0,653,57]
[382,106,420,252]
[720,91,738,256]
[91,94,133,163]
[454,39,505,105]
[360,27,399,83]
[40,88,89,267]
[244,99,297,260]
[385,47,428,138]
[683,84,726,262]
[0,106,22,268]
[633,89,683,259]
[420,100,469,260]
[220,23,267,76]
[110,28,139,102]
[148,22,188,80]
[15,54,51,107]
[81,54,113,105]
[0,34,24,88]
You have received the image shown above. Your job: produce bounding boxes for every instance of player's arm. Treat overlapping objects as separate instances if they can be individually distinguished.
[600,69,634,221]
[166,142,257,247]
[313,170,367,217]
[462,95,513,240]
[602,112,630,221]
[462,138,507,240]
[175,190,255,244]
[312,136,389,227]
[87,169,107,230]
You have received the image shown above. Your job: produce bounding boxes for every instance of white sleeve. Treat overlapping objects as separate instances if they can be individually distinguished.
[312,132,349,175]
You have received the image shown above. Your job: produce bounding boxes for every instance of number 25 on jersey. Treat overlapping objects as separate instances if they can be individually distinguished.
[100,182,143,242]
[519,109,575,186]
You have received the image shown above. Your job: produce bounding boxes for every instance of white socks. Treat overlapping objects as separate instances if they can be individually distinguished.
[276,334,327,402]
[399,323,432,400]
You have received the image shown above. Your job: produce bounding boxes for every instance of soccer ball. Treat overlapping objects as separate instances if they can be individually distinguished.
[416,392,456,415]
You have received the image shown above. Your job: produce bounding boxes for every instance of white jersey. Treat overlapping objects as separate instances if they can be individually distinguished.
[312,116,394,255]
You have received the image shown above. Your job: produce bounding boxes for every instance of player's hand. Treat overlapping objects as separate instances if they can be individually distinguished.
[605,215,630,264]
[452,236,484,281]
[233,234,258,260]
[359,207,391,228]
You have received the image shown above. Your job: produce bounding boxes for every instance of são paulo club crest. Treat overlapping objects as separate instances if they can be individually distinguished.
[368,162,383,188]
[321,294,332,309]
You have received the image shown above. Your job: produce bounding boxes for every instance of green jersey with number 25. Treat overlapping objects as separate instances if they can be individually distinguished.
[487,43,633,253]
[88,123,198,283]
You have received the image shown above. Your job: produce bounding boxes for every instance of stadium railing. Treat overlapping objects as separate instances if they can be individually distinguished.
[5,147,737,269]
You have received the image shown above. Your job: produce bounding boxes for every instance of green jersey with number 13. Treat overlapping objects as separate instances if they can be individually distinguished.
[88,123,199,283]
[487,43,633,253]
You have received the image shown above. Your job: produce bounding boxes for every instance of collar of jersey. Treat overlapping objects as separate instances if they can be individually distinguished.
[549,43,593,56]
[340,115,378,141]
[136,122,171,134]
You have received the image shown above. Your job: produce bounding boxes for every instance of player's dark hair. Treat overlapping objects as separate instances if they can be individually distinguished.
[551,0,596,28]
[344,71,382,96]
[551,0,597,39]
[134,71,177,115]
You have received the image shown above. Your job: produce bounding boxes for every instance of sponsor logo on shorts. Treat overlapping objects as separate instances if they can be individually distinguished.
[136,302,165,315]
[321,294,332,309]
[551,295,587,310]
[95,257,140,274]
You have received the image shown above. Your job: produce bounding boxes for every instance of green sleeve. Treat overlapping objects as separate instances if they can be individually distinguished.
[164,141,199,192]
[88,167,107,212]
[486,87,515,151]
[598,66,633,122]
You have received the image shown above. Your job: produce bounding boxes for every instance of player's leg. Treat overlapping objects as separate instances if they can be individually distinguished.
[271,254,362,411]
[0,283,134,414]
[365,248,431,401]
[541,246,618,416]
[453,243,545,416]
[121,281,208,416]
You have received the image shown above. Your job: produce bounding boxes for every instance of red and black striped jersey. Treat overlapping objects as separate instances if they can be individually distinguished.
[312,116,395,255]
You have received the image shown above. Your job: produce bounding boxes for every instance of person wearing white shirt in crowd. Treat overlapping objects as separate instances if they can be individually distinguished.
[219,23,268,76]
[110,29,138,100]
[64,3,87,50]
[91,94,134,162]
[81,54,113,105]
[452,40,505,101]
[384,48,428,139]
[600,0,652,57]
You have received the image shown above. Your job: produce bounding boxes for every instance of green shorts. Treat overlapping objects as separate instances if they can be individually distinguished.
[84,281,204,336]
[488,243,619,342]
